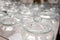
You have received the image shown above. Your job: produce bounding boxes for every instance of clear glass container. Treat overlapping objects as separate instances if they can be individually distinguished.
[0,14,21,37]
[0,0,59,40]
[0,0,22,39]
[22,3,59,40]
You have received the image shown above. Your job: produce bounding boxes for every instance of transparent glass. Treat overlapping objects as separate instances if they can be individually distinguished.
[0,15,20,26]
[0,0,59,40]
[0,15,21,37]
[21,30,54,40]
[0,0,22,39]
[22,4,59,40]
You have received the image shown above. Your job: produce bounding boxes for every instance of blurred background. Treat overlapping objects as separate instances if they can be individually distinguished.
[0,0,59,40]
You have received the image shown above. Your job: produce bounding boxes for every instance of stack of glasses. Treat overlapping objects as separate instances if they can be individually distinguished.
[0,0,59,40]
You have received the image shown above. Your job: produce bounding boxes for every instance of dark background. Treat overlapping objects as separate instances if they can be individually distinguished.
[56,30,60,40]
[56,26,60,40]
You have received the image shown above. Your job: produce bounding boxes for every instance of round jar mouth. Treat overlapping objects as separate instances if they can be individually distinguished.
[22,16,53,34]
[23,26,52,34]
[0,16,20,26]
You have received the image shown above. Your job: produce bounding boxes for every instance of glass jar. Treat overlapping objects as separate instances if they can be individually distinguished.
[0,1,22,39]
[22,4,59,40]
[0,0,59,40]
[0,15,21,37]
